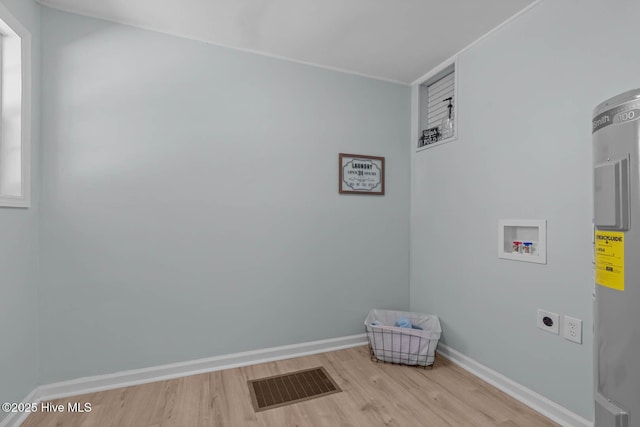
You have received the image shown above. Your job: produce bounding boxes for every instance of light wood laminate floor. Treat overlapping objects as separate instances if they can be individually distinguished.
[22,346,558,426]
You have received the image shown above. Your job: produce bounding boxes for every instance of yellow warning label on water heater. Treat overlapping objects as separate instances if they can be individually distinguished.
[595,230,625,291]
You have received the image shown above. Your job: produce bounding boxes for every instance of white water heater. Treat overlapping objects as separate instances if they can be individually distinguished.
[592,89,640,427]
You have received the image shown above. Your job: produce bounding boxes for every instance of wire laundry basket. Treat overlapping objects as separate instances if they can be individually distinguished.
[364,309,442,368]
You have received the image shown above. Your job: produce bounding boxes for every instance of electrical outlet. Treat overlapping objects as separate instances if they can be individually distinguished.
[537,309,559,335]
[564,316,582,344]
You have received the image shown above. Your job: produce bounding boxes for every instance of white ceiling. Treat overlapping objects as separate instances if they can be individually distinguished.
[36,0,535,84]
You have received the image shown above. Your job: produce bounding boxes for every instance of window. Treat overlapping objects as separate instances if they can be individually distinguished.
[417,63,456,150]
[0,3,31,207]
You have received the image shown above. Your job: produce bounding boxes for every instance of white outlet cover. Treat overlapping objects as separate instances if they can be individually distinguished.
[564,315,583,344]
[537,309,559,335]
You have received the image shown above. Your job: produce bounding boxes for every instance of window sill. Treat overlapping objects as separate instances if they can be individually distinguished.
[0,195,30,208]
[416,134,457,152]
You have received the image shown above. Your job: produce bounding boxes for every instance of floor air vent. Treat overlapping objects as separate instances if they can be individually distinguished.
[248,366,341,412]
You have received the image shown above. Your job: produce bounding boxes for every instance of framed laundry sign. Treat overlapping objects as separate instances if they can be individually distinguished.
[339,153,385,195]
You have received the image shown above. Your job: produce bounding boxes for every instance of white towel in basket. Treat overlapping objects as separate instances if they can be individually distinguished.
[365,309,441,366]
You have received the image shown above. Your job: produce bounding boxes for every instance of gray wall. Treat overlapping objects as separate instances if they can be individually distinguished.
[410,0,640,420]
[0,0,40,423]
[39,7,410,384]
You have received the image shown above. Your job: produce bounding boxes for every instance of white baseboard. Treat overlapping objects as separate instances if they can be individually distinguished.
[0,388,39,427]
[436,343,592,427]
[35,334,367,402]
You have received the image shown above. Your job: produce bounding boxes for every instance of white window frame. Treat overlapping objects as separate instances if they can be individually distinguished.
[416,60,457,152]
[0,2,31,208]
